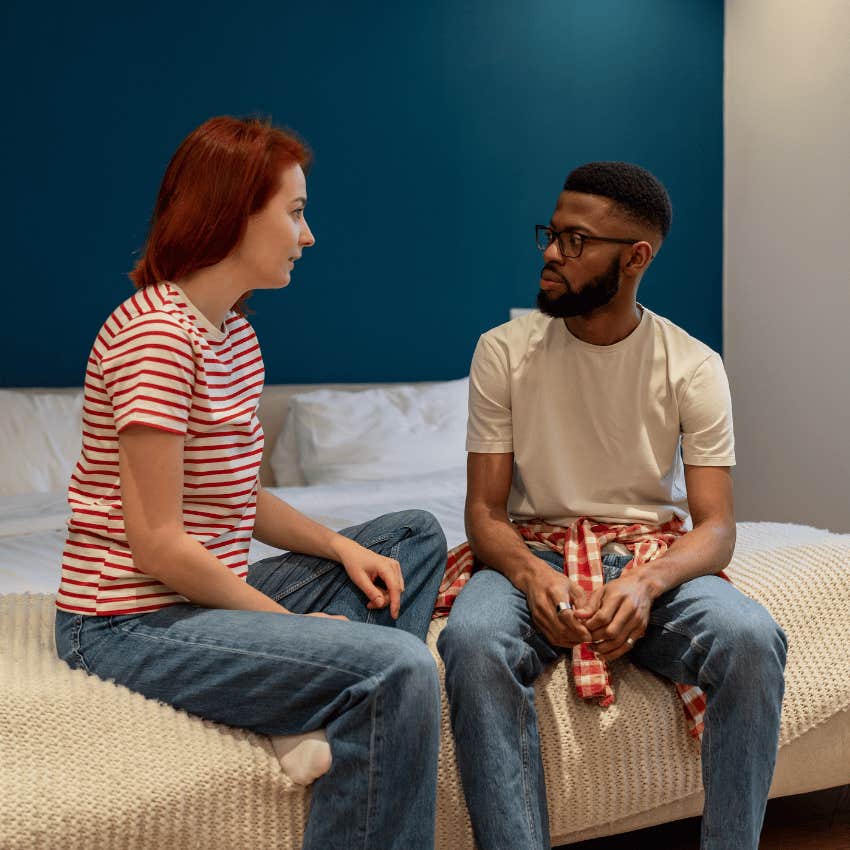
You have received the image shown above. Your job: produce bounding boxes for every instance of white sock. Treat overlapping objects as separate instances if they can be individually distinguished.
[270,730,332,786]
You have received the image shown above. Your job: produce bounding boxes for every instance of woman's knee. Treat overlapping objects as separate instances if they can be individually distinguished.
[396,509,446,548]
[387,631,440,687]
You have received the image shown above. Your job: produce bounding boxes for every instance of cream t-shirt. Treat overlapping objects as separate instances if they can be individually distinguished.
[466,307,735,527]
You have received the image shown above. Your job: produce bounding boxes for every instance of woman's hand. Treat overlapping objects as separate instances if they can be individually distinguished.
[333,537,405,619]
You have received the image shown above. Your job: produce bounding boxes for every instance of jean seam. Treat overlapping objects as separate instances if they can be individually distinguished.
[362,673,383,850]
[701,708,714,841]
[361,521,417,552]
[110,621,378,680]
[518,643,540,847]
[270,559,340,602]
[71,615,91,673]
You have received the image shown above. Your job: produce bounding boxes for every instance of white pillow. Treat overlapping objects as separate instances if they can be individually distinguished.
[0,390,84,497]
[287,379,469,485]
[270,413,308,487]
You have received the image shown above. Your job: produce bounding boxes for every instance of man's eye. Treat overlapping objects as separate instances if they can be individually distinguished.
[291,208,304,219]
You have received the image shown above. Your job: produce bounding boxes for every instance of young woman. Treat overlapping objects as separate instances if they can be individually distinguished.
[54,116,447,850]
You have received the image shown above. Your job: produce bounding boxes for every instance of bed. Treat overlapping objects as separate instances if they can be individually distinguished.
[1,382,849,849]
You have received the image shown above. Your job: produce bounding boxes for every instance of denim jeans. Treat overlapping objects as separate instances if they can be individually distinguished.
[55,509,447,850]
[437,551,788,850]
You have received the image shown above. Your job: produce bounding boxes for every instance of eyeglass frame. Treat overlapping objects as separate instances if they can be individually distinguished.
[535,224,643,260]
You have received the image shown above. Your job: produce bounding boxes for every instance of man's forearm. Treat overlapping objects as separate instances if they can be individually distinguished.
[638,518,736,601]
[465,505,551,594]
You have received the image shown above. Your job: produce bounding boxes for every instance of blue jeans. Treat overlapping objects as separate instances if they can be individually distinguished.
[437,551,788,850]
[55,509,447,850]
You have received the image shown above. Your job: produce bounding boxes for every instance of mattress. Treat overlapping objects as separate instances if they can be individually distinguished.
[2,477,849,848]
[0,469,469,595]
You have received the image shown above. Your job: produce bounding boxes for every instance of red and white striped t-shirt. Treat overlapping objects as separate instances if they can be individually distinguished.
[56,282,265,616]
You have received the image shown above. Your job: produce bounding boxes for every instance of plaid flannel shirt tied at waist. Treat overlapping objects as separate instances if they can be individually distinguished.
[434,516,730,740]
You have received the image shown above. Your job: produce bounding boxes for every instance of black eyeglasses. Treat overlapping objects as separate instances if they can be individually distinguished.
[535,225,639,260]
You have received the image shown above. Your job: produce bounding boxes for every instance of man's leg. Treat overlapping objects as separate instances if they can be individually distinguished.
[622,562,788,850]
[437,557,563,850]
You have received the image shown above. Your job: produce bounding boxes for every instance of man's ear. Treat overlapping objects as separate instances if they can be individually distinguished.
[622,241,654,275]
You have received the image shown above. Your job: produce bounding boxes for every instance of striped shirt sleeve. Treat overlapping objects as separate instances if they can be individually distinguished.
[99,314,197,435]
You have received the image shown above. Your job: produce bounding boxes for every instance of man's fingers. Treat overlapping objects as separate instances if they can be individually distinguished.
[562,610,592,643]
[583,592,621,631]
[590,601,634,643]
[596,631,641,662]
[568,582,588,610]
[573,585,604,619]
[544,604,592,647]
[591,605,644,658]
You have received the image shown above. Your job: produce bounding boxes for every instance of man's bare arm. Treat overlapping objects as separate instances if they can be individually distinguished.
[465,452,593,648]
[634,465,736,599]
[583,465,736,660]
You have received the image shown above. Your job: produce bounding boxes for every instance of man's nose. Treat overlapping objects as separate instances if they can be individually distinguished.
[543,240,563,264]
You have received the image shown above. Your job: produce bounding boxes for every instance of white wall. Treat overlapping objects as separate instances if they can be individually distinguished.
[724,0,850,532]
[725,0,850,532]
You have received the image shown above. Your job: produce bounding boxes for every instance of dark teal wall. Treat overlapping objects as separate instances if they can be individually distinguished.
[0,0,723,386]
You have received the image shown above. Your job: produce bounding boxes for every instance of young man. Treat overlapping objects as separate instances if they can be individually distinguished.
[437,162,787,850]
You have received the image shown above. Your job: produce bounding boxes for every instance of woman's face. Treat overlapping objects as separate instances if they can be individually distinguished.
[233,163,315,289]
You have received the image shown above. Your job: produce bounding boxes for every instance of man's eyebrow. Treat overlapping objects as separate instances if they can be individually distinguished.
[549,221,583,233]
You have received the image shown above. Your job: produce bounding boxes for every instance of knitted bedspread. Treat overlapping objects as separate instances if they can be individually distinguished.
[2,522,848,849]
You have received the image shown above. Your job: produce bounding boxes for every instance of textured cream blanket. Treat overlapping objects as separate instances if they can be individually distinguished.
[1,522,849,849]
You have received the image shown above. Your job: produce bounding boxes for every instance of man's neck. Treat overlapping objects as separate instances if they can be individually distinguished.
[563,301,643,346]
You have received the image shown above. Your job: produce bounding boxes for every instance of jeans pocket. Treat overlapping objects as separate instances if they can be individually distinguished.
[601,554,633,583]
[106,612,146,633]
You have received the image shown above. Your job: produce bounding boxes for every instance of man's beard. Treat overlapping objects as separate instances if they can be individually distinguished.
[536,256,621,318]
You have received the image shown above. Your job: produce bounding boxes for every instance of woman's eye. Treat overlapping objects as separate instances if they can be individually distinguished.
[291,208,304,220]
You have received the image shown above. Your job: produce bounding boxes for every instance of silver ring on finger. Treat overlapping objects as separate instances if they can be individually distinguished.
[625,637,635,648]
[555,600,570,615]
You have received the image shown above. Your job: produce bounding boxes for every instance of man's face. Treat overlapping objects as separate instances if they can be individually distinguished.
[536,191,627,319]
[536,254,621,318]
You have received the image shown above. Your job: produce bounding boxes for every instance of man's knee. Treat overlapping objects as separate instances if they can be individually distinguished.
[438,608,531,687]
[714,601,787,676]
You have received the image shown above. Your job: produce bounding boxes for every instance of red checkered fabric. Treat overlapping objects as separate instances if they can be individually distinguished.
[434,517,730,739]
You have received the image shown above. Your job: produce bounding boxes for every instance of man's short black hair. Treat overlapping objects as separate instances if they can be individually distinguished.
[563,162,672,239]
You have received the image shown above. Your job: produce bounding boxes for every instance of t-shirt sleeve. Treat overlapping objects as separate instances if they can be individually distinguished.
[466,335,514,453]
[99,316,196,435]
[680,352,736,466]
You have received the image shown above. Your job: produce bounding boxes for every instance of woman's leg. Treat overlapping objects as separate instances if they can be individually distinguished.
[53,508,447,850]
[247,509,447,639]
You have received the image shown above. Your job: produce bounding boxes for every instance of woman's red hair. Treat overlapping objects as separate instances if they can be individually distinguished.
[130,116,311,311]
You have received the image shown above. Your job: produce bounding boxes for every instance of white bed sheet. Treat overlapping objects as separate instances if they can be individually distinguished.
[0,470,469,595]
